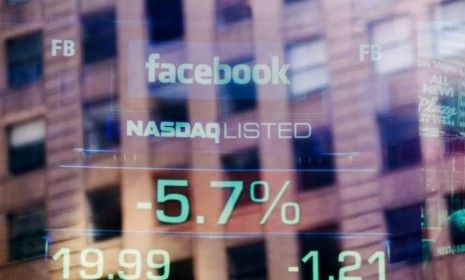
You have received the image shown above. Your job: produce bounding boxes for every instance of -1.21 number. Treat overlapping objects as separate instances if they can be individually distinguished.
[303,251,385,280]
[52,248,170,280]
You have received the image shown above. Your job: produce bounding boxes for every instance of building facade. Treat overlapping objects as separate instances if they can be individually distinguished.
[0,0,464,279]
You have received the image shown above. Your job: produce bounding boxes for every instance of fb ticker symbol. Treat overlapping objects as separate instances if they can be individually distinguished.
[359,44,382,61]
[52,39,76,57]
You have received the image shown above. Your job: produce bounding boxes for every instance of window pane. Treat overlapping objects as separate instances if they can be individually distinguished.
[374,43,414,74]
[377,107,422,171]
[82,10,117,64]
[447,193,465,245]
[217,0,252,26]
[287,40,330,97]
[146,0,184,43]
[153,171,192,224]
[221,148,261,205]
[218,60,257,116]
[170,258,195,280]
[290,66,330,97]
[293,127,335,191]
[385,204,423,263]
[150,84,189,122]
[87,187,122,241]
[84,100,120,150]
[7,0,30,5]
[228,242,267,280]
[7,32,43,88]
[288,40,328,70]
[371,17,413,74]
[299,225,340,280]
[8,119,46,175]
[434,1,465,57]
[372,17,412,46]
[8,209,46,262]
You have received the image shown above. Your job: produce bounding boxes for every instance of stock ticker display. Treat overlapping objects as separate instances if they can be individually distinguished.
[2,0,465,279]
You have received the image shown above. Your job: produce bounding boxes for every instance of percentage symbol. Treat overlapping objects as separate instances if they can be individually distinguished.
[256,180,300,225]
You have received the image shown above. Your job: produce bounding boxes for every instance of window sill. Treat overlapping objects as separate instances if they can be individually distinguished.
[4,254,46,267]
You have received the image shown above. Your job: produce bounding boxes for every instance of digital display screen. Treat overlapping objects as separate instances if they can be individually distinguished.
[1,0,465,279]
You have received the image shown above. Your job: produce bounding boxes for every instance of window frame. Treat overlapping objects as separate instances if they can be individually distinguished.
[86,185,122,242]
[6,31,43,89]
[286,37,330,98]
[81,9,117,64]
[368,15,415,75]
[83,98,120,151]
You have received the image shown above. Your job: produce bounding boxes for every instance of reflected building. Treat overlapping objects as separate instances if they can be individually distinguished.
[0,0,464,279]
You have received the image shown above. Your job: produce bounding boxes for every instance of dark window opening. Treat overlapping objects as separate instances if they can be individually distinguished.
[293,127,335,191]
[299,225,340,280]
[221,148,261,206]
[8,119,45,175]
[150,84,189,122]
[443,129,465,155]
[8,208,46,262]
[447,192,465,245]
[84,99,120,150]
[146,0,184,43]
[285,0,310,4]
[377,107,422,171]
[152,99,189,122]
[87,187,122,241]
[218,59,257,116]
[7,0,31,5]
[154,171,192,224]
[385,204,424,263]
[170,258,195,280]
[81,10,117,64]
[6,32,43,88]
[228,241,267,280]
[216,0,252,26]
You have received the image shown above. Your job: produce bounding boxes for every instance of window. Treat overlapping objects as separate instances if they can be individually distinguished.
[443,128,465,155]
[218,59,257,116]
[216,0,252,26]
[6,32,43,88]
[221,148,261,205]
[377,107,422,171]
[87,186,122,241]
[84,99,120,150]
[446,192,465,245]
[154,171,192,224]
[8,119,45,175]
[150,84,189,122]
[7,0,30,6]
[146,0,184,43]
[285,0,311,5]
[8,208,46,262]
[298,225,340,280]
[370,17,413,74]
[293,127,335,191]
[228,241,267,279]
[81,10,117,64]
[434,0,465,57]
[286,39,330,98]
[170,258,195,280]
[385,204,424,263]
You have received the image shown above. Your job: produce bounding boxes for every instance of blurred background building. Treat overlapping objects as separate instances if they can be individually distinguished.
[0,0,464,279]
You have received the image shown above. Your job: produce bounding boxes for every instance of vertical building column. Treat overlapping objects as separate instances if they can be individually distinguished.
[184,0,229,279]
[42,1,86,279]
[116,1,155,279]
[323,0,386,278]
[252,1,300,280]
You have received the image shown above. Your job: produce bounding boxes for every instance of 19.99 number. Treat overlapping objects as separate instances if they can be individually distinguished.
[52,248,170,280]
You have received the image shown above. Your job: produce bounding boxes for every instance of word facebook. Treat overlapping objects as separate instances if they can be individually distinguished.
[145,54,290,85]
[127,120,311,143]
